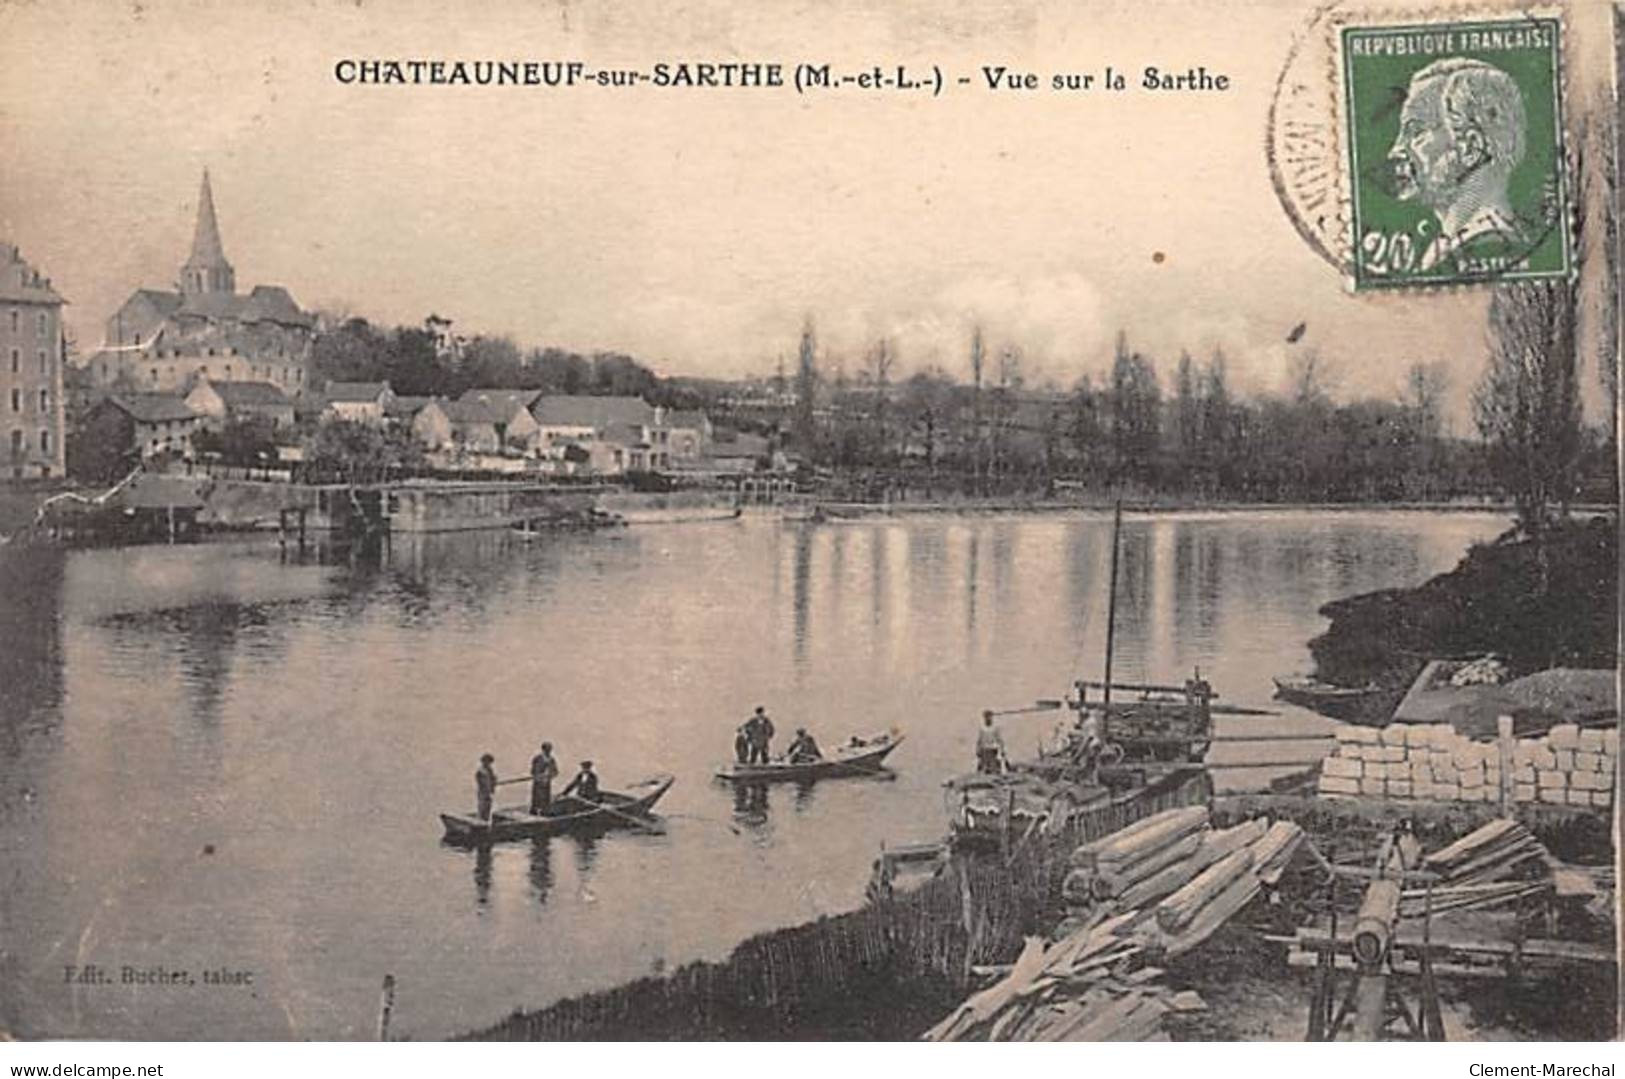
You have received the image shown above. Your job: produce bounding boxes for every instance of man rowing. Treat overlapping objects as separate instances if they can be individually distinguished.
[786,727,822,763]
[561,759,600,802]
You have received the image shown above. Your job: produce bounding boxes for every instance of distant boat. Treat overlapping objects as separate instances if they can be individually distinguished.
[440,773,674,844]
[1272,675,1382,721]
[715,729,903,783]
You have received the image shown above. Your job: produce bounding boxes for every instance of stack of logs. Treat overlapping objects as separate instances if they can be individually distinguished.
[925,808,1307,1041]
[1061,805,1304,948]
[1317,722,1616,809]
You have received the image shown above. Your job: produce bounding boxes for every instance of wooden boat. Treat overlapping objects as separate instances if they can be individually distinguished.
[1272,675,1382,721]
[440,773,674,845]
[715,729,903,783]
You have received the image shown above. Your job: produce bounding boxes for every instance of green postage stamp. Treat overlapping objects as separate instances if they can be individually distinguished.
[1339,15,1570,290]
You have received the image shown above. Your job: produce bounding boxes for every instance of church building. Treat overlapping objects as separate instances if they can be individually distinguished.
[85,171,315,395]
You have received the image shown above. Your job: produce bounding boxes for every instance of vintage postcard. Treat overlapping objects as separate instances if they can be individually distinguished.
[0,0,1618,1050]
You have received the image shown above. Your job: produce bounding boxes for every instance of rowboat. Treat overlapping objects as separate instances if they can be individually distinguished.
[1272,675,1383,721]
[440,773,675,845]
[714,729,903,783]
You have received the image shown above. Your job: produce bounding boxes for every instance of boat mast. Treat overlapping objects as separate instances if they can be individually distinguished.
[1102,499,1122,707]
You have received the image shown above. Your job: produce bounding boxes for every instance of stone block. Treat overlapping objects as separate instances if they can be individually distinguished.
[1513,765,1536,783]
[1453,748,1480,770]
[1378,725,1406,746]
[1360,777,1386,797]
[1566,789,1593,807]
[1592,791,1613,808]
[1600,767,1615,790]
[1513,783,1537,803]
[1342,743,1365,761]
[1410,759,1431,781]
[1570,770,1598,791]
[1553,750,1575,772]
[1578,728,1606,753]
[1334,725,1362,744]
[1548,724,1581,751]
[1604,729,1618,755]
[1529,745,1557,770]
[1537,769,1566,789]
[1538,786,1567,805]
[1459,767,1485,790]
[1433,782,1460,802]
[1387,780,1413,798]
[1346,725,1380,744]
[1514,739,1541,765]
[1319,775,1360,795]
[1575,751,1602,773]
[1323,756,1362,779]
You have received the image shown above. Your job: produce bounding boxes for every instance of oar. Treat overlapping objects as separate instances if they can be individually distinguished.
[573,794,668,836]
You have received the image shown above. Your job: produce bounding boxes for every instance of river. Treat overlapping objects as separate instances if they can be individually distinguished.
[0,508,1510,1039]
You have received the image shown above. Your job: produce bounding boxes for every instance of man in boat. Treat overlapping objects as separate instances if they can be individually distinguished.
[733,723,751,764]
[745,705,776,765]
[1068,707,1106,781]
[976,711,1006,774]
[787,727,822,763]
[530,741,560,815]
[475,753,498,822]
[561,760,600,803]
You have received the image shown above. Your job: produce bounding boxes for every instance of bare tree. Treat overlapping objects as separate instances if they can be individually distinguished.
[1474,279,1582,538]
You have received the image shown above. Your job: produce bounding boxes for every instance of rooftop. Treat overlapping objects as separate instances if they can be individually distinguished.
[325,381,392,403]
[207,380,293,408]
[0,242,66,305]
[532,394,656,430]
[101,393,199,424]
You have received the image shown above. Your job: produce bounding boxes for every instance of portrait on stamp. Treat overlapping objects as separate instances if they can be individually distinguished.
[1340,18,1570,289]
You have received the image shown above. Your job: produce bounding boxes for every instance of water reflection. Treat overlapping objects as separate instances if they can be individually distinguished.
[732,781,769,823]
[473,844,493,907]
[526,838,554,904]
[0,510,1519,1039]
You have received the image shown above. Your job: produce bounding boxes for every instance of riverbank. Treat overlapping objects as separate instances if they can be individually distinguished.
[1308,516,1619,704]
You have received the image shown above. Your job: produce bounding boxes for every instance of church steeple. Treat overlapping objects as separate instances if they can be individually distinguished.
[180,169,235,297]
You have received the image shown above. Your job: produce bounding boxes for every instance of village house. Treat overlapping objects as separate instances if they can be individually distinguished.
[407,399,453,449]
[531,395,671,470]
[184,377,295,430]
[440,397,541,454]
[83,171,315,396]
[322,381,394,425]
[76,394,200,476]
[665,409,713,459]
[0,242,66,480]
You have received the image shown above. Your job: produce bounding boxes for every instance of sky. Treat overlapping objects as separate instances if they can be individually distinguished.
[0,0,1615,426]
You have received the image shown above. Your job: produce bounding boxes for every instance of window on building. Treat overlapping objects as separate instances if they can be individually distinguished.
[36,311,46,337]
[37,350,47,376]
[9,430,20,455]
[9,389,18,412]
[8,349,16,373]
[38,389,48,412]
[8,310,16,333]
[150,368,158,383]
[39,429,49,453]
